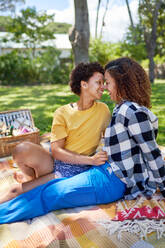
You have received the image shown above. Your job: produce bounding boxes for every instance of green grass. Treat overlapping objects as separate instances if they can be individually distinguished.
[150,79,165,146]
[0,79,165,145]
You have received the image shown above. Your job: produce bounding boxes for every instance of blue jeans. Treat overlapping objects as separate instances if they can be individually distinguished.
[0,162,126,224]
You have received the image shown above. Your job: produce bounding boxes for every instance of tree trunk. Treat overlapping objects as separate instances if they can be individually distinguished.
[69,0,90,66]
[125,0,138,44]
[148,52,155,84]
[143,0,162,83]
[100,0,109,39]
[125,0,134,29]
[95,0,101,39]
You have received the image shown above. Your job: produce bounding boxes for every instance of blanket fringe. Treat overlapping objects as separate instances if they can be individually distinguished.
[96,219,165,240]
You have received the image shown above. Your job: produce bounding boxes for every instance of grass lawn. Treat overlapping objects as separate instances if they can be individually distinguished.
[0,79,165,146]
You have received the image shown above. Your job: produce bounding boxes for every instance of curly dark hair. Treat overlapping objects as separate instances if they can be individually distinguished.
[105,57,151,108]
[69,62,104,95]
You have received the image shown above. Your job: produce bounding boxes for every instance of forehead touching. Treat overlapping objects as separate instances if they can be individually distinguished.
[104,71,112,81]
[91,71,104,80]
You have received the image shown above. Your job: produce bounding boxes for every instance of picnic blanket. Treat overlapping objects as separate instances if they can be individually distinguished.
[0,152,165,248]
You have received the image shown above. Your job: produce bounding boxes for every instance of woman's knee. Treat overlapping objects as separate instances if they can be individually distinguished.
[12,141,35,159]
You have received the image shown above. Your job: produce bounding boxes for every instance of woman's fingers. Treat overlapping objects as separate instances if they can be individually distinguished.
[91,151,108,165]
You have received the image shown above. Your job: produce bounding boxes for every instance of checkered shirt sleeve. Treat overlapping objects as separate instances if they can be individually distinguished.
[104,101,165,198]
[128,109,165,196]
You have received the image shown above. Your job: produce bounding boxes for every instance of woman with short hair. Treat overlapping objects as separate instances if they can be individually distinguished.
[0,57,164,224]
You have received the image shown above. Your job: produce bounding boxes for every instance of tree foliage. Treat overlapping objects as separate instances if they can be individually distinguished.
[154,2,165,57]
[122,24,147,62]
[138,0,164,83]
[0,15,71,33]
[124,0,165,82]
[6,7,55,55]
[45,22,71,34]
[89,39,122,66]
[0,48,71,85]
[0,0,24,12]
[0,15,12,31]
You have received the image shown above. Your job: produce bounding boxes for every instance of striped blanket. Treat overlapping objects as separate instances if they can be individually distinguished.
[0,156,165,248]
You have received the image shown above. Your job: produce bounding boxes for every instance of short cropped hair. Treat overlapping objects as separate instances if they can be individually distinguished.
[105,57,151,108]
[69,62,104,95]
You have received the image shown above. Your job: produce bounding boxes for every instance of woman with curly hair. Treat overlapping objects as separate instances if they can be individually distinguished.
[50,62,110,177]
[104,57,164,200]
[0,57,164,224]
[0,62,110,203]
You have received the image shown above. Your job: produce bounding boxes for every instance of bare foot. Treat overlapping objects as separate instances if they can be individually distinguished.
[0,161,11,171]
[0,184,23,204]
[13,171,31,183]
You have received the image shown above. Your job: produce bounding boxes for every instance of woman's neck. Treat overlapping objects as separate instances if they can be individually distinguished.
[76,98,95,111]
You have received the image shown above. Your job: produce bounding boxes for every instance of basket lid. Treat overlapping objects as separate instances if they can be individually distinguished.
[0,109,35,129]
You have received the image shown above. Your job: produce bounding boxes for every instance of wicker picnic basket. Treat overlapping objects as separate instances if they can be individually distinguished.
[0,109,40,157]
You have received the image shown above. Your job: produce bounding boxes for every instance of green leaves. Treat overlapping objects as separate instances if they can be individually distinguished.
[6,7,55,53]
[0,0,25,12]
[0,47,72,85]
[89,39,122,66]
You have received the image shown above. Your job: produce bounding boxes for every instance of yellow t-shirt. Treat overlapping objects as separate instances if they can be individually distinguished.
[51,102,110,155]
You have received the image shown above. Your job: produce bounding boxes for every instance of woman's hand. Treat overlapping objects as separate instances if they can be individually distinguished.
[51,139,108,166]
[91,151,108,166]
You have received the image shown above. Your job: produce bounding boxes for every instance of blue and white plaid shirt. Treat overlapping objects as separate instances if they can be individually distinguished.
[104,101,165,200]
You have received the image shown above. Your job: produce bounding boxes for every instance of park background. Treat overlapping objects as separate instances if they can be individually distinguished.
[0,0,164,145]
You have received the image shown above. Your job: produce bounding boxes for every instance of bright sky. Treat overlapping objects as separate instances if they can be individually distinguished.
[15,0,138,42]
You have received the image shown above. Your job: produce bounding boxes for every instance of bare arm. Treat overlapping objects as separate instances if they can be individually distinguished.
[51,139,108,166]
[0,139,108,204]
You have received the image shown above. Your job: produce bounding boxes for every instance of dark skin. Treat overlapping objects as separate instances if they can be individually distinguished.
[0,72,109,204]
